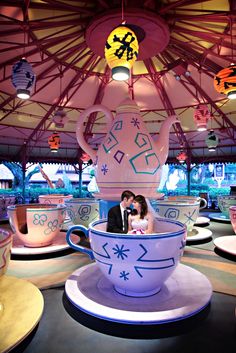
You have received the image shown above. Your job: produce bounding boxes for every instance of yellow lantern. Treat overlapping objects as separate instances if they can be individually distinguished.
[214,63,236,99]
[105,25,139,81]
[48,132,60,152]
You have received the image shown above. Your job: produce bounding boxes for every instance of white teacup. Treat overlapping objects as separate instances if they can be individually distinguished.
[66,218,186,297]
[38,194,73,204]
[65,198,99,227]
[152,199,200,231]
[218,195,236,218]
[7,204,66,247]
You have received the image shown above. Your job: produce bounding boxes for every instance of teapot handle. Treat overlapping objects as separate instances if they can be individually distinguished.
[76,104,113,162]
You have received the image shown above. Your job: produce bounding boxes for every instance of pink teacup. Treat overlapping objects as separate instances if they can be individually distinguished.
[229,206,236,234]
[0,229,12,276]
[7,204,66,247]
[38,194,73,204]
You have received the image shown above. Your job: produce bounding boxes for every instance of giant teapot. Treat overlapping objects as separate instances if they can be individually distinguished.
[76,98,179,199]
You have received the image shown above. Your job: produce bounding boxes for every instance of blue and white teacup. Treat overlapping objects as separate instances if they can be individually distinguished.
[66,218,186,297]
[152,199,200,232]
[65,198,99,227]
[218,195,236,218]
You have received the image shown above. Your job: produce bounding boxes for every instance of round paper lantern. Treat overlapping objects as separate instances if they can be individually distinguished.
[214,63,236,99]
[176,150,187,164]
[193,104,211,131]
[11,58,36,99]
[205,130,218,151]
[48,132,60,152]
[53,108,68,128]
[105,25,139,81]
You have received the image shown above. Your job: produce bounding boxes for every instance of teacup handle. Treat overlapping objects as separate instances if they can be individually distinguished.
[199,198,207,209]
[66,225,94,260]
[76,104,113,162]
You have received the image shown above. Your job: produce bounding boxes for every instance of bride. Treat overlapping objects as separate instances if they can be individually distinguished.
[128,195,154,234]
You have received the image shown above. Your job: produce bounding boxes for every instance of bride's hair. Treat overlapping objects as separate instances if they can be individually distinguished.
[134,195,148,219]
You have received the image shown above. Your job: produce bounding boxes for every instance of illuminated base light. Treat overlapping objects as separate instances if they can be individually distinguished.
[112,66,129,81]
[16,89,30,100]
[179,160,185,164]
[197,126,207,131]
[228,90,236,99]
[208,147,216,152]
[50,149,58,153]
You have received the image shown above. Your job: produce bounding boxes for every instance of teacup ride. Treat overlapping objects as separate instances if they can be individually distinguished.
[213,205,236,256]
[151,198,212,242]
[65,218,212,325]
[0,228,44,352]
[208,195,236,223]
[7,203,79,256]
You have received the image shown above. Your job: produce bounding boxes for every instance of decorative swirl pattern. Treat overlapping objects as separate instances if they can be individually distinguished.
[78,205,92,221]
[129,133,160,174]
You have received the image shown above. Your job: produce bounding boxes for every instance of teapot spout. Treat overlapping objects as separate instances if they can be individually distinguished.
[155,115,179,166]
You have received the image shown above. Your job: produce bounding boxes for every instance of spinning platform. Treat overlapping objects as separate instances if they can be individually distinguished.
[11,231,80,255]
[0,276,44,353]
[187,226,212,241]
[65,263,212,325]
[213,236,236,256]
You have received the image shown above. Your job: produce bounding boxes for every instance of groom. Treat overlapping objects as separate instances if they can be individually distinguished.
[107,190,135,233]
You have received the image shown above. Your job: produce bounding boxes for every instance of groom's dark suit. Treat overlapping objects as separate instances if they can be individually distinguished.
[107,205,129,233]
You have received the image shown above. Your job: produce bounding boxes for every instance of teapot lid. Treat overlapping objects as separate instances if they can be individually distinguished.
[116,97,140,114]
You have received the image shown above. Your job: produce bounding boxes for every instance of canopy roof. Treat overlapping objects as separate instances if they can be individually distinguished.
[0,0,235,165]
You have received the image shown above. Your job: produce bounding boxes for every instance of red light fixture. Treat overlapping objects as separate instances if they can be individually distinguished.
[193,104,211,131]
[176,150,187,164]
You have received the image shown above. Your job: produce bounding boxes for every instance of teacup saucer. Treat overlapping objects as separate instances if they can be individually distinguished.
[11,231,80,255]
[194,216,210,225]
[208,213,231,223]
[65,263,212,325]
[0,275,44,352]
[213,236,236,256]
[187,226,212,241]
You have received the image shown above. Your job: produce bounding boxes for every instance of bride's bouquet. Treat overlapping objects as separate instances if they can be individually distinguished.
[129,229,145,235]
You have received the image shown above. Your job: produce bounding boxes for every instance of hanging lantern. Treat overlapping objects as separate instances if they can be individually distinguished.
[11,58,36,99]
[81,152,91,162]
[193,104,211,131]
[205,130,219,152]
[176,150,187,164]
[52,108,68,128]
[214,63,236,99]
[48,132,60,152]
[105,25,139,81]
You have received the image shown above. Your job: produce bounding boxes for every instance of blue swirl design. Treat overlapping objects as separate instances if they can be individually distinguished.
[102,121,122,153]
[33,213,47,226]
[129,133,160,174]
[78,205,91,221]
[67,208,76,222]
[164,208,180,220]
